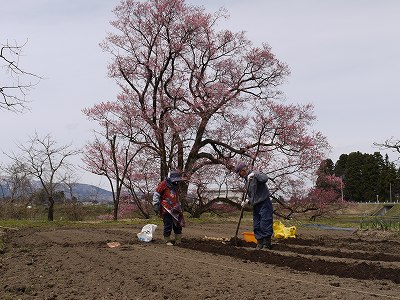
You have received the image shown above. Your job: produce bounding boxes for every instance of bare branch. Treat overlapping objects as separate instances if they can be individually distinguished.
[374,137,400,155]
[1,40,42,113]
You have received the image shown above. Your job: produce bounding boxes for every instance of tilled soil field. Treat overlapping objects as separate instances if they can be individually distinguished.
[1,220,400,300]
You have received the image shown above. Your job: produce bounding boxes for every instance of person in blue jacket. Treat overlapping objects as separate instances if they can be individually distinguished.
[235,162,273,250]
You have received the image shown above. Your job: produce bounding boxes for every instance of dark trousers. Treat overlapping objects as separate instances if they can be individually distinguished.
[163,213,182,237]
[253,199,273,240]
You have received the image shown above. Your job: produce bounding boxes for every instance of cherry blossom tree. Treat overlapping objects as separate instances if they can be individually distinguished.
[275,160,347,220]
[123,154,160,219]
[82,115,143,220]
[84,0,329,216]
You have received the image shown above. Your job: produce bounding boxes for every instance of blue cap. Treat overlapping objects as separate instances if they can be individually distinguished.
[168,171,182,182]
[234,163,247,173]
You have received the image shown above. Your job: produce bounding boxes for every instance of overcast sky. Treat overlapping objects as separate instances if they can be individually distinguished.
[1,0,399,189]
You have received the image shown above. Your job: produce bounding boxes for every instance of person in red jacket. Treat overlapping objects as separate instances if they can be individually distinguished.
[152,171,185,245]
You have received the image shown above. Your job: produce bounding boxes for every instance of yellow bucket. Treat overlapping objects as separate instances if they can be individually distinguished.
[243,231,257,243]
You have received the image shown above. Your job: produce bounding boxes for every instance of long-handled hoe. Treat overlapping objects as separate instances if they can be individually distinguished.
[234,178,251,246]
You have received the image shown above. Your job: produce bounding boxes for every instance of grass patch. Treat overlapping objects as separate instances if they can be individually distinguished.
[0,203,399,232]
[385,204,400,217]
[0,219,153,230]
[338,203,384,215]
[0,213,252,232]
[359,216,400,231]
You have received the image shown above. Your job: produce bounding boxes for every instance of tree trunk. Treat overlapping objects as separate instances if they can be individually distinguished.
[113,201,119,221]
[180,181,189,211]
[48,196,54,221]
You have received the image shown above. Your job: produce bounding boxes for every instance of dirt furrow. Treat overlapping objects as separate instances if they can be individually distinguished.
[179,238,400,283]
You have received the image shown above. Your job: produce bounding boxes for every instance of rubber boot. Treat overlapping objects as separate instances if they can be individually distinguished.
[256,237,272,250]
[175,234,182,245]
[256,238,264,250]
[164,236,173,246]
[265,236,272,250]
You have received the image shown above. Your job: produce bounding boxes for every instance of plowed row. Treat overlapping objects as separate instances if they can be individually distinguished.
[1,224,399,300]
[180,237,400,283]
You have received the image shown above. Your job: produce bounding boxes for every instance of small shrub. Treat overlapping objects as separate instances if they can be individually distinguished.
[209,202,239,215]
[0,202,41,220]
[59,202,85,221]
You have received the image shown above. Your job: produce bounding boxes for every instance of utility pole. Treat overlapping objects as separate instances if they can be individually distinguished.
[390,183,392,203]
[341,179,344,201]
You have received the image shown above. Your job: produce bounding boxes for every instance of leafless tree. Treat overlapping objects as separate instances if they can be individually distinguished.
[62,171,80,202]
[374,137,400,158]
[8,132,80,221]
[0,161,34,201]
[0,164,7,199]
[1,40,41,112]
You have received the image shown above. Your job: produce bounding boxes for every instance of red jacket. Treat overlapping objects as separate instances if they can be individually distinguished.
[153,179,185,226]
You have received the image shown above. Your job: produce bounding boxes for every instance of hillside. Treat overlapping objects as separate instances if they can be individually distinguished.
[0,182,113,203]
[64,183,113,203]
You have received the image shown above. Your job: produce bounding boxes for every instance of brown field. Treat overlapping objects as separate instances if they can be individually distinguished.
[1,219,400,300]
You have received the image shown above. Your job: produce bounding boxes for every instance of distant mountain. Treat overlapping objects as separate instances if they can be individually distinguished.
[0,182,113,203]
[63,183,113,203]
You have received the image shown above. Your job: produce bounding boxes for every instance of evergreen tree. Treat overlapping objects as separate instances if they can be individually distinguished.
[316,159,335,189]
[340,152,362,201]
[378,154,398,202]
[334,154,347,177]
[362,153,381,202]
[334,151,399,202]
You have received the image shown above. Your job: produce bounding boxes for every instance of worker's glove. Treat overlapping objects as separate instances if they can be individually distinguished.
[171,207,181,215]
[247,172,255,181]
[241,198,250,207]
[153,203,160,214]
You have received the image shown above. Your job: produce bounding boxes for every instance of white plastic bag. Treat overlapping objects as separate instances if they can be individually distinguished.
[137,224,157,242]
